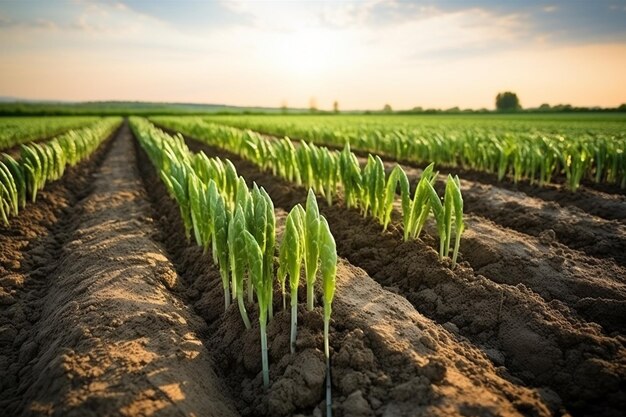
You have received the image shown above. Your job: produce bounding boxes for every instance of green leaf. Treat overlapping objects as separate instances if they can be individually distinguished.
[304,189,321,310]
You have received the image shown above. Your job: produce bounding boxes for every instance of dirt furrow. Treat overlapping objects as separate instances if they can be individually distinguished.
[179,133,626,417]
[134,137,556,417]
[0,125,118,412]
[461,180,626,265]
[384,164,626,333]
[448,167,626,222]
[459,217,626,333]
[3,124,239,417]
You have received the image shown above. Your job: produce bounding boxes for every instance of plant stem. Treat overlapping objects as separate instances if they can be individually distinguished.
[224,287,230,311]
[307,284,314,311]
[452,233,461,268]
[268,296,273,321]
[222,270,230,311]
[260,319,269,388]
[238,292,251,329]
[290,293,298,354]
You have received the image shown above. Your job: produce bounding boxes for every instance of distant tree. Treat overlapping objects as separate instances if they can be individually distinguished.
[618,104,626,112]
[445,106,460,113]
[309,97,318,113]
[383,103,393,113]
[553,104,573,112]
[495,92,521,111]
[538,103,551,110]
[411,106,423,112]
[281,100,288,114]
[333,100,339,113]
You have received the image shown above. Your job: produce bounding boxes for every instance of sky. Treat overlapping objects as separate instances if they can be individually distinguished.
[0,0,625,110]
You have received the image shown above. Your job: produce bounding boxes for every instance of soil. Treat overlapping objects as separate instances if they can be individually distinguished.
[177,130,626,417]
[0,124,238,416]
[1,120,624,417]
[383,161,626,334]
[135,137,555,416]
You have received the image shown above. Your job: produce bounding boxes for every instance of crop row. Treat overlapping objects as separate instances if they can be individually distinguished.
[0,118,121,225]
[152,117,465,266]
[191,115,626,191]
[0,116,101,150]
[130,118,337,411]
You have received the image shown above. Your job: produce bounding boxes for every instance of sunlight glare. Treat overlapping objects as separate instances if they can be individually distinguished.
[262,27,348,77]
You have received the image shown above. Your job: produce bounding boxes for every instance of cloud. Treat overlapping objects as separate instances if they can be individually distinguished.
[316,0,626,44]
[0,0,624,109]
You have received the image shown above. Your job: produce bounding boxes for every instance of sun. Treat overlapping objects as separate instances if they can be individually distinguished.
[262,27,346,77]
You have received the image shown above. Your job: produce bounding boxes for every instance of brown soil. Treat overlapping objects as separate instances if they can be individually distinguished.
[383,162,626,334]
[135,140,556,416]
[178,132,626,417]
[0,125,118,412]
[460,218,626,334]
[1,124,238,416]
[458,179,626,266]
[2,120,624,417]
[449,167,626,223]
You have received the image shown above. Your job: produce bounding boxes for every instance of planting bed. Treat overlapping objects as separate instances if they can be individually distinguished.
[179,129,626,417]
[135,130,553,416]
[0,120,624,417]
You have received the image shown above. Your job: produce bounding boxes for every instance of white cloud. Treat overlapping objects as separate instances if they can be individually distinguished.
[0,0,624,108]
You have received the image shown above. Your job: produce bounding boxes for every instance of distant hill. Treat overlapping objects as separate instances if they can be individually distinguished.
[0,99,306,116]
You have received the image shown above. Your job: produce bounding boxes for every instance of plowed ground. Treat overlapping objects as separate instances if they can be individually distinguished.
[1,121,624,417]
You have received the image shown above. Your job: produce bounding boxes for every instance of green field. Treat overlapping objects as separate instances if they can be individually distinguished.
[0,116,100,150]
[204,113,626,135]
[153,113,626,191]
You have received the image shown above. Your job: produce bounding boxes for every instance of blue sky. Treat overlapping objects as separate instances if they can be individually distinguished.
[0,0,625,109]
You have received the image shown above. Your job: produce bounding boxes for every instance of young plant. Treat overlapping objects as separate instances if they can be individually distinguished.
[2,154,26,210]
[234,176,255,304]
[211,190,232,310]
[228,205,251,329]
[278,205,305,353]
[404,163,436,241]
[319,216,337,417]
[243,230,272,388]
[304,189,321,310]
[188,172,210,247]
[160,161,192,241]
[21,144,43,203]
[450,175,465,268]
[338,143,362,210]
[0,161,18,221]
[0,163,14,225]
[382,165,410,231]
[443,176,455,258]
[260,187,276,320]
[426,181,447,259]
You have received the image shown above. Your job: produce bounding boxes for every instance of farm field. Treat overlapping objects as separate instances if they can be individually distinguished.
[197,114,626,192]
[0,116,102,151]
[1,114,625,417]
